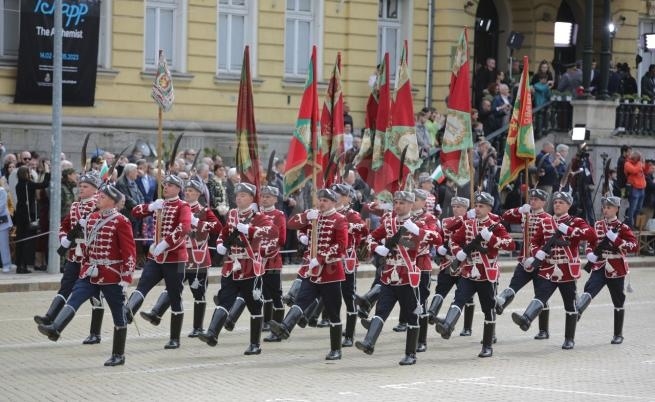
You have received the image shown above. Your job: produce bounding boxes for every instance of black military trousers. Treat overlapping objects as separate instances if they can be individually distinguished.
[184,268,208,301]
[136,260,185,312]
[453,277,495,321]
[341,272,356,313]
[67,278,126,326]
[434,269,458,297]
[534,276,576,312]
[374,284,419,326]
[263,270,284,309]
[216,275,263,316]
[58,260,81,297]
[296,280,342,324]
[583,269,626,308]
[507,262,540,293]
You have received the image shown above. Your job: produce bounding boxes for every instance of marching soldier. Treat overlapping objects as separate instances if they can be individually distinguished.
[199,183,278,355]
[258,185,287,342]
[124,174,192,349]
[411,189,442,352]
[332,183,368,347]
[578,196,637,344]
[355,190,424,366]
[269,188,348,360]
[139,179,222,337]
[435,192,514,358]
[511,191,596,350]
[37,184,136,366]
[496,188,552,340]
[34,172,101,344]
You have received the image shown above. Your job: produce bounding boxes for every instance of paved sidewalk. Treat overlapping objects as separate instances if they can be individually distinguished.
[1,255,654,293]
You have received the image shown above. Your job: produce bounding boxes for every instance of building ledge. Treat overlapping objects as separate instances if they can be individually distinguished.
[281,77,328,90]
[97,68,120,80]
[213,73,264,86]
[140,70,195,83]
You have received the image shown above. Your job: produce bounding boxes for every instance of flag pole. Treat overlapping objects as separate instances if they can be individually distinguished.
[310,48,319,260]
[523,164,530,258]
[468,148,475,205]
[155,105,163,245]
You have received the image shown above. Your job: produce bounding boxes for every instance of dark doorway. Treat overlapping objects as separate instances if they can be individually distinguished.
[473,0,500,108]
[553,0,578,77]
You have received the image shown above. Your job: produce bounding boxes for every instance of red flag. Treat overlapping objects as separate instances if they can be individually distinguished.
[284,46,323,196]
[371,52,391,194]
[499,56,536,189]
[320,53,345,187]
[385,40,420,192]
[235,46,261,202]
[354,84,379,187]
[440,29,473,186]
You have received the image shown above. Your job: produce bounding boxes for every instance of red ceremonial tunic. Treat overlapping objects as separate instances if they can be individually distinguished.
[368,212,421,286]
[530,213,596,283]
[502,207,552,264]
[59,196,96,263]
[437,215,465,274]
[412,208,442,272]
[287,208,348,284]
[260,206,287,271]
[79,208,136,285]
[186,202,222,269]
[450,215,514,282]
[337,205,368,273]
[584,218,637,278]
[218,208,278,280]
[132,197,192,263]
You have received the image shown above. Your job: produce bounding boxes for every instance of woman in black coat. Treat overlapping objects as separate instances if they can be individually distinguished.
[14,165,50,274]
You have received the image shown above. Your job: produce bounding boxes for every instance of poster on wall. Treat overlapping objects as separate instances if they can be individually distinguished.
[14,0,101,106]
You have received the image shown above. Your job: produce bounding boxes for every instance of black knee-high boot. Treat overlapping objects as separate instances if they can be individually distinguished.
[244,316,263,355]
[38,305,76,342]
[417,316,428,352]
[298,298,320,328]
[140,291,170,326]
[399,325,419,365]
[460,303,474,336]
[511,299,544,332]
[34,294,66,325]
[355,284,382,319]
[575,292,592,321]
[355,316,384,355]
[611,308,624,344]
[435,305,462,340]
[534,306,550,340]
[494,288,515,315]
[342,313,357,347]
[262,301,273,332]
[188,300,206,338]
[326,323,343,360]
[426,294,444,325]
[224,297,247,331]
[282,278,302,307]
[479,321,495,358]
[269,305,303,340]
[198,306,228,347]
[124,292,144,324]
[82,306,104,344]
[164,311,184,349]
[104,326,127,366]
[562,311,577,350]
[264,307,285,342]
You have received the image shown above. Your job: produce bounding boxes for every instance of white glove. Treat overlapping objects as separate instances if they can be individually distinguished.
[435,204,442,214]
[480,227,492,241]
[118,281,129,294]
[216,244,227,255]
[518,204,531,214]
[437,245,448,256]
[148,199,165,212]
[60,237,71,248]
[191,216,199,227]
[586,252,598,263]
[217,205,229,216]
[606,230,618,242]
[250,203,259,213]
[456,250,467,262]
[78,218,87,228]
[374,245,390,257]
[403,220,420,235]
[299,235,309,246]
[152,240,168,256]
[306,209,319,220]
[466,209,476,219]
[535,250,547,261]
[308,258,320,269]
[524,257,535,268]
[558,223,570,235]
[237,223,250,235]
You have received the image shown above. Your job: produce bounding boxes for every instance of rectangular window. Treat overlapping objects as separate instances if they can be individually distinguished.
[377,0,401,77]
[1,0,20,61]
[217,0,248,74]
[97,0,111,68]
[145,0,183,70]
[284,0,314,77]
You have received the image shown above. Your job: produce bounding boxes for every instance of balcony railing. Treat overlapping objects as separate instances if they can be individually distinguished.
[615,101,655,136]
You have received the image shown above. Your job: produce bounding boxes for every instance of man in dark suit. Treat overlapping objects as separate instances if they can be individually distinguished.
[135,159,157,203]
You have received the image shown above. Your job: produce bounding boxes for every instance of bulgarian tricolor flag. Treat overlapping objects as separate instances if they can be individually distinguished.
[320,52,345,187]
[371,52,391,194]
[235,46,262,202]
[440,28,473,186]
[354,68,379,187]
[284,46,323,196]
[498,55,536,190]
[431,165,446,184]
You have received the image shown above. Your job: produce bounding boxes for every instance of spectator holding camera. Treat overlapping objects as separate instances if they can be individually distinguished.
[14,164,50,274]
[623,151,651,229]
